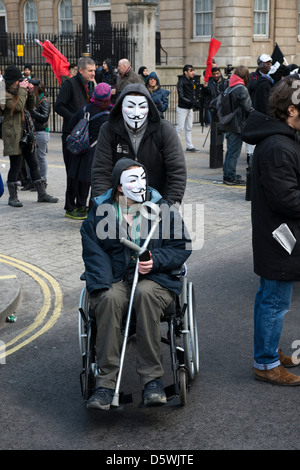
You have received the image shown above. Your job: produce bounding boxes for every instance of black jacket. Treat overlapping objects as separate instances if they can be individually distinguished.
[177,75,195,109]
[241,110,300,280]
[95,59,116,87]
[220,75,253,133]
[54,74,94,133]
[248,69,273,114]
[31,96,50,132]
[204,76,229,101]
[91,83,187,205]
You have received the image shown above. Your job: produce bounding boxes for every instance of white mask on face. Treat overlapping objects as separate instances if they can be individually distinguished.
[120,167,147,203]
[122,95,149,130]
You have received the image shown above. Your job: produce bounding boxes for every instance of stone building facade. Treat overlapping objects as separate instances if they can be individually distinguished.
[1,0,300,83]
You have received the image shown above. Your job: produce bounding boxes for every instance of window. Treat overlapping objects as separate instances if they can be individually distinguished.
[0,0,6,33]
[59,0,73,34]
[194,0,213,37]
[254,0,269,36]
[24,0,38,38]
[89,0,110,5]
[0,0,5,13]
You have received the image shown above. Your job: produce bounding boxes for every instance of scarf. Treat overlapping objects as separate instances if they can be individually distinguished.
[113,199,142,266]
[122,65,132,77]
[77,72,93,100]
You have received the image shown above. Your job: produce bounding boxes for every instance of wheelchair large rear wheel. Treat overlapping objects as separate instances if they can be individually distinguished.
[179,368,187,406]
[78,287,89,357]
[183,281,199,381]
[78,287,96,400]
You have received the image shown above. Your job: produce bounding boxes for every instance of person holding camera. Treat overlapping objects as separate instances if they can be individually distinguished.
[29,81,51,186]
[2,65,58,207]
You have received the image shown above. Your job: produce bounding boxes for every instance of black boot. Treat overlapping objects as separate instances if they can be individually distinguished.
[21,179,34,191]
[34,179,59,203]
[7,182,23,207]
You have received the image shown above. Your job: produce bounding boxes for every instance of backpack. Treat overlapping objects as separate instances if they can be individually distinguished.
[66,107,110,155]
[208,85,244,126]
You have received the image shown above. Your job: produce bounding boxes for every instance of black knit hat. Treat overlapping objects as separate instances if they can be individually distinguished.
[3,65,22,83]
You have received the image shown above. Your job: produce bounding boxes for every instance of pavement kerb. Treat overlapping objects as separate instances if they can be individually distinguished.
[0,263,20,323]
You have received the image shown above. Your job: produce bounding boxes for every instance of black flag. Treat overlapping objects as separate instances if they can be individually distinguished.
[272,43,285,64]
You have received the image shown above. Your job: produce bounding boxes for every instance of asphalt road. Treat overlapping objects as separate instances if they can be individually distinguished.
[0,128,299,452]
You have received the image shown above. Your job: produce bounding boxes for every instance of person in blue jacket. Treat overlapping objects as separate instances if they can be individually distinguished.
[81,157,191,410]
[146,71,170,117]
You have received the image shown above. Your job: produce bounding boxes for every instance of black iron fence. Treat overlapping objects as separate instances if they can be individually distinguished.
[0,25,136,132]
[0,27,205,132]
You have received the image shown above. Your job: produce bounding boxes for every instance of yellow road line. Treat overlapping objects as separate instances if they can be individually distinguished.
[0,254,63,359]
[0,274,17,279]
[0,159,64,169]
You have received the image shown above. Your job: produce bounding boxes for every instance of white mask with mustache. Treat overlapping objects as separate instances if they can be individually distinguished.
[120,167,147,202]
[122,95,149,130]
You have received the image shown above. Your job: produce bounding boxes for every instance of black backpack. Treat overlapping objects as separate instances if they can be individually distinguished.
[208,85,244,125]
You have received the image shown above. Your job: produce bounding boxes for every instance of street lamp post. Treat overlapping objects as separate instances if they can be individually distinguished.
[82,0,89,55]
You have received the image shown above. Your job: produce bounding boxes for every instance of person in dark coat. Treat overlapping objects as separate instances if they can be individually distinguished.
[116,59,143,98]
[138,66,148,84]
[246,54,274,178]
[203,67,229,101]
[221,65,253,185]
[67,83,113,209]
[22,81,51,189]
[81,158,192,409]
[145,71,170,118]
[55,56,95,219]
[176,64,199,152]
[91,82,186,206]
[241,76,300,386]
[95,59,117,103]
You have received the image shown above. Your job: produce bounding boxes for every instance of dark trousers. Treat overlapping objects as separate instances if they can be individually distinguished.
[8,147,40,183]
[62,134,90,212]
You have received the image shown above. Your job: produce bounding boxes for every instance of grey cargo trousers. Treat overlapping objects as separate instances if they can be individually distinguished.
[89,279,174,388]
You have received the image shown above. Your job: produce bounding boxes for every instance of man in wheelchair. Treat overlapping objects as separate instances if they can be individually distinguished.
[80,158,191,410]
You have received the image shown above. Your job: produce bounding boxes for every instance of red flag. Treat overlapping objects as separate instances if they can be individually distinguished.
[204,38,221,82]
[36,39,70,84]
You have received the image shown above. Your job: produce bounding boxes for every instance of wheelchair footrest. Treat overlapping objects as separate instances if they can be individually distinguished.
[164,383,178,398]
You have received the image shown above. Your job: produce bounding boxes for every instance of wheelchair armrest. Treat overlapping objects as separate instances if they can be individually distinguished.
[170,266,183,278]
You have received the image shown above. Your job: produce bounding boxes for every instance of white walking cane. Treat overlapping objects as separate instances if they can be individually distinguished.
[110,201,161,407]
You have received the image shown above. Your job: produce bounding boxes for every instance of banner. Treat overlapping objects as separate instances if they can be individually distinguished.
[271,43,285,65]
[35,39,70,84]
[204,38,221,82]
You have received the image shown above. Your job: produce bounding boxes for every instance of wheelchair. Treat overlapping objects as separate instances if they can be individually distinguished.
[78,265,199,408]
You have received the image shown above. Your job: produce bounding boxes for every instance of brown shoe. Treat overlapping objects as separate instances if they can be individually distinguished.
[254,365,300,386]
[278,349,299,368]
